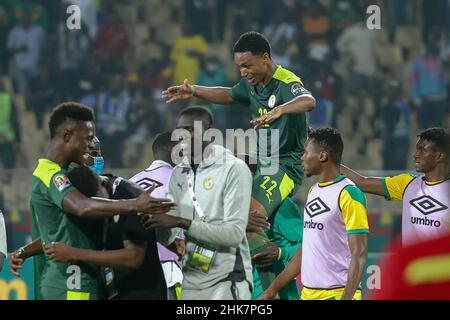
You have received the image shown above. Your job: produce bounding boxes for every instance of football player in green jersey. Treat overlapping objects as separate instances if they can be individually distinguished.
[163,31,315,290]
[26,102,175,300]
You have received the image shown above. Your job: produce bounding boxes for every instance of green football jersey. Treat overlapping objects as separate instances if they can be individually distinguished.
[229,66,311,184]
[30,159,102,296]
[29,211,44,300]
[252,197,303,300]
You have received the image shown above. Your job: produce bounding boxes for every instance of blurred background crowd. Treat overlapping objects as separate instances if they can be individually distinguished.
[0,1,448,297]
[0,0,448,172]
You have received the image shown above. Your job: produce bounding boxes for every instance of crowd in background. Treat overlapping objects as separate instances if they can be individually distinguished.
[0,0,449,171]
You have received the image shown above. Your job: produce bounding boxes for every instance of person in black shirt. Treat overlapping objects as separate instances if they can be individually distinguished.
[44,166,168,300]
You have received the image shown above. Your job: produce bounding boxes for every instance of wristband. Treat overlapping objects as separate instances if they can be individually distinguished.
[191,85,197,97]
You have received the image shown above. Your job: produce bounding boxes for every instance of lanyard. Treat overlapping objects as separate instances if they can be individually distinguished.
[186,170,205,219]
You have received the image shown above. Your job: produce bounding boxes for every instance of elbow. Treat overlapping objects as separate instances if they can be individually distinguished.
[225,227,245,248]
[77,204,95,218]
[305,97,316,112]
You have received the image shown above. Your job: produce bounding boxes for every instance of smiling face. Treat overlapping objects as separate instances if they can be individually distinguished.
[65,121,96,166]
[234,51,270,86]
[413,138,442,173]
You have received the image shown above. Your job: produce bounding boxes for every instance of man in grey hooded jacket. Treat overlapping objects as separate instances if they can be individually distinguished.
[142,106,253,300]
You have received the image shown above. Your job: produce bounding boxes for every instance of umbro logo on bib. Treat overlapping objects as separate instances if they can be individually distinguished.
[135,177,163,191]
[305,197,330,218]
[410,195,448,216]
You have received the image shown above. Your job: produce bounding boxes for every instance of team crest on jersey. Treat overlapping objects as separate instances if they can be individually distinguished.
[268,95,276,109]
[203,177,214,190]
[53,174,71,192]
[291,83,304,96]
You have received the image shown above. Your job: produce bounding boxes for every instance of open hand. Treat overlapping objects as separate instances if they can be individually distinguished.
[250,107,283,129]
[162,79,195,103]
[9,251,24,276]
[136,184,177,214]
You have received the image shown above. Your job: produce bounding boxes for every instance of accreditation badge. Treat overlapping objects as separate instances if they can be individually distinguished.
[186,242,218,274]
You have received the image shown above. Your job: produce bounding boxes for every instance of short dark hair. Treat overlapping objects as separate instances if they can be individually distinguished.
[152,131,178,155]
[67,166,100,197]
[309,128,344,164]
[233,31,271,58]
[178,106,214,128]
[418,127,450,154]
[49,102,95,138]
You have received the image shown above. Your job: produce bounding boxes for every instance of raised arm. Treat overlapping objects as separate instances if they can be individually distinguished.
[340,164,386,197]
[162,79,235,105]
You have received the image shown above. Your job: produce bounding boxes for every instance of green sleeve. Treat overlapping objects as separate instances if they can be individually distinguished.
[279,241,301,264]
[280,81,313,104]
[229,78,250,106]
[47,172,75,210]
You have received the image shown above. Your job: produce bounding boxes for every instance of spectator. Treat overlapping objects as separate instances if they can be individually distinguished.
[263,8,296,67]
[196,56,229,132]
[95,73,132,168]
[0,2,10,74]
[329,0,359,39]
[28,63,57,130]
[409,35,448,130]
[300,2,331,63]
[95,8,130,72]
[170,21,208,86]
[385,0,418,43]
[63,0,99,39]
[13,0,49,30]
[308,80,335,129]
[0,81,21,169]
[57,0,91,100]
[6,7,45,97]
[377,80,411,170]
[336,18,380,103]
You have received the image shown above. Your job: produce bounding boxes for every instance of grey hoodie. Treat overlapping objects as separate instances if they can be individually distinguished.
[158,145,253,291]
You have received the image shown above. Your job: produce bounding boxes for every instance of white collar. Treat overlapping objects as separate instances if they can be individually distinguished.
[146,160,173,171]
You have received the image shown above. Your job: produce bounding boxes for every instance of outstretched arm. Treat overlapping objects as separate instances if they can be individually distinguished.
[162,79,235,105]
[44,240,147,269]
[62,184,176,219]
[340,165,386,197]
